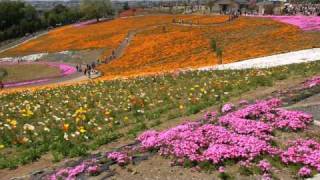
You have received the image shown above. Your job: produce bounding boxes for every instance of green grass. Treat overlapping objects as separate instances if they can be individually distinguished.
[0,61,320,169]
[0,63,61,83]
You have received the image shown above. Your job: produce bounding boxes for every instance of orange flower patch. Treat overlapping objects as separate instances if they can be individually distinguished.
[97,16,320,79]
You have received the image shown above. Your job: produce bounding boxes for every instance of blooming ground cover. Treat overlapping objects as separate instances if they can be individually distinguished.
[97,17,320,79]
[0,15,223,59]
[0,15,320,80]
[269,16,320,31]
[1,60,320,170]
[48,88,320,180]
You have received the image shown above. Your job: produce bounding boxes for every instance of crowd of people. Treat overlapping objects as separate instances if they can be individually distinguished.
[76,61,100,78]
[283,3,320,16]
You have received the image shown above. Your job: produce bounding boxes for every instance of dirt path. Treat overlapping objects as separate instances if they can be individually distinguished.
[0,31,48,55]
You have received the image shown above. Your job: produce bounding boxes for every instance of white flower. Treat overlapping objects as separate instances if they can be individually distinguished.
[23,124,35,131]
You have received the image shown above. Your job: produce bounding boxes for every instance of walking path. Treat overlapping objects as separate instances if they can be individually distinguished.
[0,31,48,54]
[172,16,238,27]
[196,48,320,71]
[104,31,136,63]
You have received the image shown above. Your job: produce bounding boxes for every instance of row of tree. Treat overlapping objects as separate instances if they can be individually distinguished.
[0,0,114,42]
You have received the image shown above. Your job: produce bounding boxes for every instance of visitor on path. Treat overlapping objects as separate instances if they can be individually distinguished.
[84,68,87,75]
[91,62,96,69]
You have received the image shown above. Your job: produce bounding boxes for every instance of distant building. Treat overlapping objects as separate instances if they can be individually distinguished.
[211,0,250,14]
[257,0,287,15]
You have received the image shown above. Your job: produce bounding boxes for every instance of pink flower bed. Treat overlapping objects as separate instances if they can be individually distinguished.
[268,16,320,31]
[303,75,320,88]
[49,95,320,179]
[107,152,131,165]
[138,98,312,165]
[281,139,320,172]
[50,159,98,180]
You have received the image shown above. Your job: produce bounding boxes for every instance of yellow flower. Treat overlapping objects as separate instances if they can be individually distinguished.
[21,108,34,117]
[0,144,4,149]
[179,105,184,109]
[6,119,17,128]
[79,126,86,133]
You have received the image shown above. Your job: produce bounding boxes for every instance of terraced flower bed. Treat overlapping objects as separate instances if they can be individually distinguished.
[1,15,319,81]
[1,60,320,169]
[46,78,320,180]
[98,17,320,79]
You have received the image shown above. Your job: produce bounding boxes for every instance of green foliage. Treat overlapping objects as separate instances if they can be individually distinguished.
[211,39,217,51]
[216,47,223,64]
[0,68,8,81]
[210,39,223,64]
[0,1,84,42]
[80,0,113,22]
[123,1,129,10]
[218,172,232,180]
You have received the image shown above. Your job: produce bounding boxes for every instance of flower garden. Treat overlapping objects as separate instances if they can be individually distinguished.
[46,71,320,180]
[0,58,320,176]
[98,16,320,79]
[1,14,320,179]
[0,15,320,81]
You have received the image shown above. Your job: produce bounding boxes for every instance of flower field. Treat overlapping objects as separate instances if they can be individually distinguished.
[47,78,320,180]
[0,15,220,59]
[98,16,320,79]
[1,59,320,170]
[1,15,320,81]
[269,16,320,31]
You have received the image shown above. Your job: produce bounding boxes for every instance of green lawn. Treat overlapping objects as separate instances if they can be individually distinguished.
[0,63,61,83]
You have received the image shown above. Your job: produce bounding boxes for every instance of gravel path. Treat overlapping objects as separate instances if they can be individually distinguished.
[0,31,48,54]
[287,93,320,121]
[197,48,320,71]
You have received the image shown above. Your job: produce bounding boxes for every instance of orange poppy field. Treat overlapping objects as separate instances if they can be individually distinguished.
[1,15,320,80]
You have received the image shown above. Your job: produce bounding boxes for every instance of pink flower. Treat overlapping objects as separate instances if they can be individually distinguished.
[221,103,234,113]
[258,160,271,172]
[107,152,131,165]
[218,166,225,173]
[298,166,312,177]
[87,165,100,175]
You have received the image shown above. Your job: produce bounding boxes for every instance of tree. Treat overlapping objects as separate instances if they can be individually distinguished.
[210,39,217,51]
[80,0,113,22]
[207,0,215,13]
[123,1,129,10]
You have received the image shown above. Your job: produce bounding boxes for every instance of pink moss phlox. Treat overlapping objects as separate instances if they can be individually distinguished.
[281,139,320,171]
[107,151,131,165]
[221,103,234,113]
[298,166,312,177]
[303,75,320,88]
